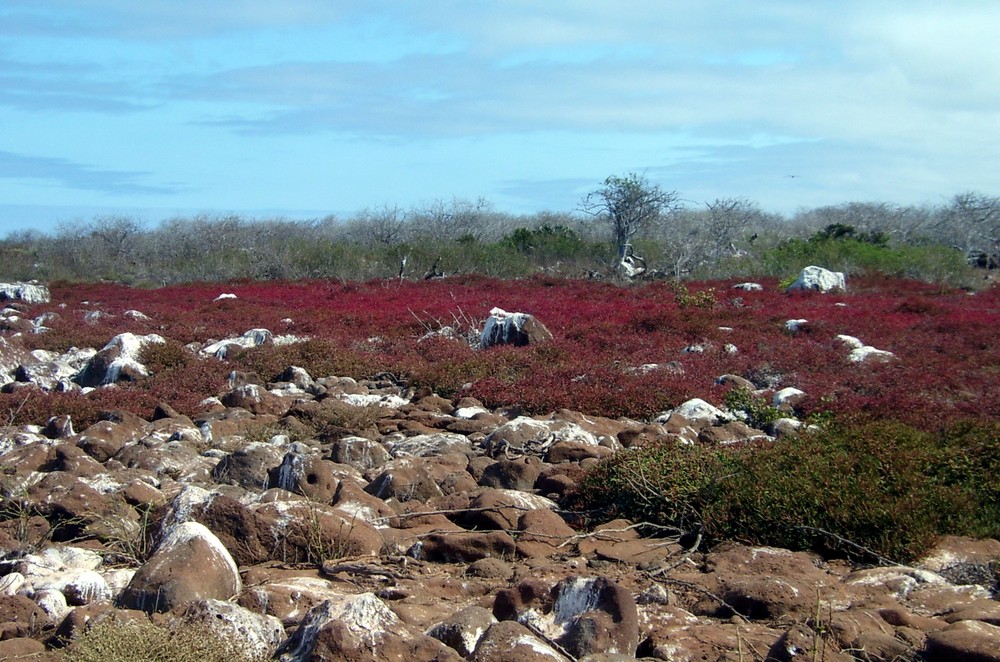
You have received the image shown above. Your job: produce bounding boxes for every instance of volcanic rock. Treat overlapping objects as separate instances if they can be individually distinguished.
[117,521,241,613]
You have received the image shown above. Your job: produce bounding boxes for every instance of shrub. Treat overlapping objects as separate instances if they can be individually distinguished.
[573,439,730,535]
[722,387,781,429]
[573,421,1000,563]
[61,617,267,662]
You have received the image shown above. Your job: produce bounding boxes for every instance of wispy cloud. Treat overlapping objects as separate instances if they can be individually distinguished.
[0,150,183,195]
[0,1,997,234]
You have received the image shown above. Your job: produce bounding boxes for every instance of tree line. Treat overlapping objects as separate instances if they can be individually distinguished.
[0,176,996,287]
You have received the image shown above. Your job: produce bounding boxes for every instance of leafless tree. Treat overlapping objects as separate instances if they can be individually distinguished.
[939,192,1000,261]
[580,173,681,259]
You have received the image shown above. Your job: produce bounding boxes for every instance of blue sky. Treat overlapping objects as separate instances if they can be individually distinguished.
[2,1,999,235]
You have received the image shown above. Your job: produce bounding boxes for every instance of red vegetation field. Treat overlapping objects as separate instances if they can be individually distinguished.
[8,274,1000,429]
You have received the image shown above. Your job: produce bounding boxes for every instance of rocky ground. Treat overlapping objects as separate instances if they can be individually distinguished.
[0,367,998,661]
[0,283,998,661]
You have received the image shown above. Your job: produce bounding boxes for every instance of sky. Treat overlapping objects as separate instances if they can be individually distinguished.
[1,1,999,236]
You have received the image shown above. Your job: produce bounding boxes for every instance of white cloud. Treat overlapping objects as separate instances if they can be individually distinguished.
[0,0,998,232]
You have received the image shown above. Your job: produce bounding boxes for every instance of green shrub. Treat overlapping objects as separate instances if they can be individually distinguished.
[722,387,781,429]
[574,439,732,535]
[62,618,267,662]
[574,421,1000,563]
[750,235,975,288]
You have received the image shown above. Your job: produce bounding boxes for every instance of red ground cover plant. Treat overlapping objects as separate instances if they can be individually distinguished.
[9,274,998,429]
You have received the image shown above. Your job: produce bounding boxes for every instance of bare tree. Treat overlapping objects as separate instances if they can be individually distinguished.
[940,192,1000,262]
[580,173,681,259]
[355,205,407,246]
[704,197,764,261]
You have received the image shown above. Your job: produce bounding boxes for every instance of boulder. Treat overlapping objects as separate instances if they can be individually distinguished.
[483,416,609,458]
[329,435,391,471]
[273,594,461,661]
[268,450,343,502]
[479,308,553,349]
[479,456,544,490]
[212,442,285,490]
[201,328,273,359]
[0,594,51,640]
[0,281,50,304]
[387,432,473,458]
[656,398,733,428]
[117,521,241,613]
[414,531,517,564]
[254,500,385,563]
[494,576,639,658]
[177,599,285,659]
[471,620,565,661]
[457,488,558,532]
[426,605,497,658]
[74,333,166,387]
[926,620,1000,661]
[220,383,288,416]
[787,265,846,293]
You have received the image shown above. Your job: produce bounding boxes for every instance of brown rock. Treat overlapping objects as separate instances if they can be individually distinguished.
[545,440,614,463]
[534,464,585,498]
[0,443,54,477]
[925,620,1000,662]
[919,535,1000,572]
[445,418,497,435]
[174,599,285,659]
[516,509,576,559]
[553,576,639,658]
[877,606,948,631]
[417,531,517,564]
[716,374,757,390]
[493,579,554,621]
[193,495,273,566]
[0,594,51,640]
[414,393,455,414]
[766,623,854,662]
[255,500,386,563]
[616,423,671,448]
[852,631,915,662]
[426,605,497,658]
[548,409,624,447]
[479,456,544,490]
[220,383,288,416]
[471,621,564,661]
[25,472,119,541]
[268,451,343,503]
[0,637,48,659]
[75,419,144,462]
[577,519,682,566]
[238,574,346,624]
[117,479,165,508]
[365,461,444,502]
[212,442,284,490]
[117,521,241,613]
[466,558,513,580]
[329,436,390,471]
[52,602,148,646]
[44,443,104,476]
[697,420,765,445]
[457,488,555,532]
[642,615,781,660]
[696,543,842,620]
[274,594,462,661]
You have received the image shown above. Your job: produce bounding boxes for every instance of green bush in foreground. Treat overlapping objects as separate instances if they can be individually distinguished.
[62,619,266,662]
[575,420,1000,563]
